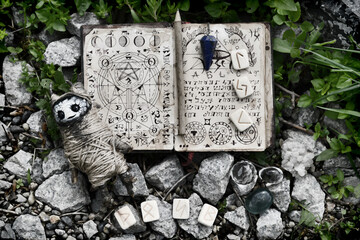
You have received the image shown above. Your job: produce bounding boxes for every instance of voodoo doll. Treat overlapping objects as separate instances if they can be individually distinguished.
[51,82,132,189]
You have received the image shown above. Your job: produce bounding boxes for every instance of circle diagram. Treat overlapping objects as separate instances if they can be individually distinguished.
[184,121,206,145]
[208,122,233,145]
[235,125,258,145]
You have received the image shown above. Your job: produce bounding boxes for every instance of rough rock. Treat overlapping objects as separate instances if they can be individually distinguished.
[31,156,44,183]
[90,188,110,214]
[2,55,33,106]
[281,130,326,178]
[146,195,177,238]
[4,150,32,179]
[291,106,320,127]
[114,163,149,197]
[26,111,45,134]
[256,209,284,240]
[0,180,12,190]
[38,28,69,46]
[289,210,301,223]
[224,206,250,230]
[109,235,136,240]
[145,155,184,191]
[35,171,90,212]
[67,12,101,37]
[323,155,360,177]
[12,214,46,240]
[323,115,349,135]
[292,174,325,220]
[1,223,15,239]
[193,152,234,204]
[44,37,81,67]
[83,220,98,239]
[0,94,5,111]
[42,148,69,179]
[114,203,146,234]
[342,176,360,205]
[301,0,360,47]
[267,178,291,212]
[178,193,212,239]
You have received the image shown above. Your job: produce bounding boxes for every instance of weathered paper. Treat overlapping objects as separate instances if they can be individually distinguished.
[175,23,271,151]
[83,24,176,150]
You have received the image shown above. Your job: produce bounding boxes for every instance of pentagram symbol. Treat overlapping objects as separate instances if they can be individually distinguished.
[184,121,206,145]
[96,52,161,124]
[208,122,232,145]
[115,62,142,89]
[235,125,258,145]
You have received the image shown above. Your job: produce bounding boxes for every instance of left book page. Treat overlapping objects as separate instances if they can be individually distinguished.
[82,23,176,150]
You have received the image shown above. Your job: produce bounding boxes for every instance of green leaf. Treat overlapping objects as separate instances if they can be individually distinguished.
[345,185,354,192]
[336,169,344,182]
[300,21,314,32]
[36,0,44,9]
[52,21,66,32]
[178,0,190,11]
[316,149,339,161]
[205,3,223,18]
[40,78,52,90]
[74,0,91,16]
[288,2,301,22]
[336,74,353,89]
[318,106,360,118]
[273,14,285,25]
[299,210,316,227]
[319,175,330,183]
[273,37,292,53]
[265,0,297,11]
[130,9,141,23]
[290,48,301,58]
[311,79,324,92]
[283,29,296,42]
[354,184,360,198]
[35,9,49,22]
[298,94,312,107]
[246,0,259,13]
[27,169,31,185]
[7,46,23,54]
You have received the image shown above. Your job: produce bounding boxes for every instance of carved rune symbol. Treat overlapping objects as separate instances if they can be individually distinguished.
[143,203,154,218]
[238,111,251,124]
[236,80,248,96]
[236,52,244,68]
[204,206,217,221]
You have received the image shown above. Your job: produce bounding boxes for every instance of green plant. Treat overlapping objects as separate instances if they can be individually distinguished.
[16,179,24,189]
[319,169,355,200]
[35,0,71,34]
[27,169,31,184]
[93,0,112,22]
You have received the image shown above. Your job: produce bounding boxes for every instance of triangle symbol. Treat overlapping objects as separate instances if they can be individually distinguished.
[238,110,251,124]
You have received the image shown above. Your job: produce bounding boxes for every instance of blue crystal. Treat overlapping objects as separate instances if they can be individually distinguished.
[244,188,273,215]
[200,35,217,71]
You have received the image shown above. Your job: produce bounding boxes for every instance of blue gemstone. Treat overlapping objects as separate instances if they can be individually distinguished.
[244,188,273,215]
[200,35,217,71]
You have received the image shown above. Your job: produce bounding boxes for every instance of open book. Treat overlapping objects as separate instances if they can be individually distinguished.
[81,21,273,152]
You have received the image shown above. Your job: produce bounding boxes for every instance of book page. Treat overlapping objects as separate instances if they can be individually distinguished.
[175,23,270,151]
[82,24,176,150]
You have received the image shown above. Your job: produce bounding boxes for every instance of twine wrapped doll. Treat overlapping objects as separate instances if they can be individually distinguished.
[51,82,132,189]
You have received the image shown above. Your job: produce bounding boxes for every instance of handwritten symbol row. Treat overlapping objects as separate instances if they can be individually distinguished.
[90,35,161,48]
[115,199,218,230]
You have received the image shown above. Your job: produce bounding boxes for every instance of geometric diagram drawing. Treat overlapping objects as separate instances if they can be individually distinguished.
[208,122,233,145]
[235,125,258,145]
[95,52,162,139]
[184,121,206,145]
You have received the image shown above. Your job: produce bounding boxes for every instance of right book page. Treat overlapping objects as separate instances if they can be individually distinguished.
[175,23,273,152]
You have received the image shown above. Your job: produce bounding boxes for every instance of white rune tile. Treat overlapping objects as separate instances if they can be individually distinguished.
[141,200,160,223]
[198,203,218,227]
[173,198,190,219]
[231,49,249,70]
[230,108,253,132]
[232,76,254,99]
[114,205,136,230]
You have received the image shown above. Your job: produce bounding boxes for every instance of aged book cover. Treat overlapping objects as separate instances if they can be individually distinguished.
[81,22,273,151]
